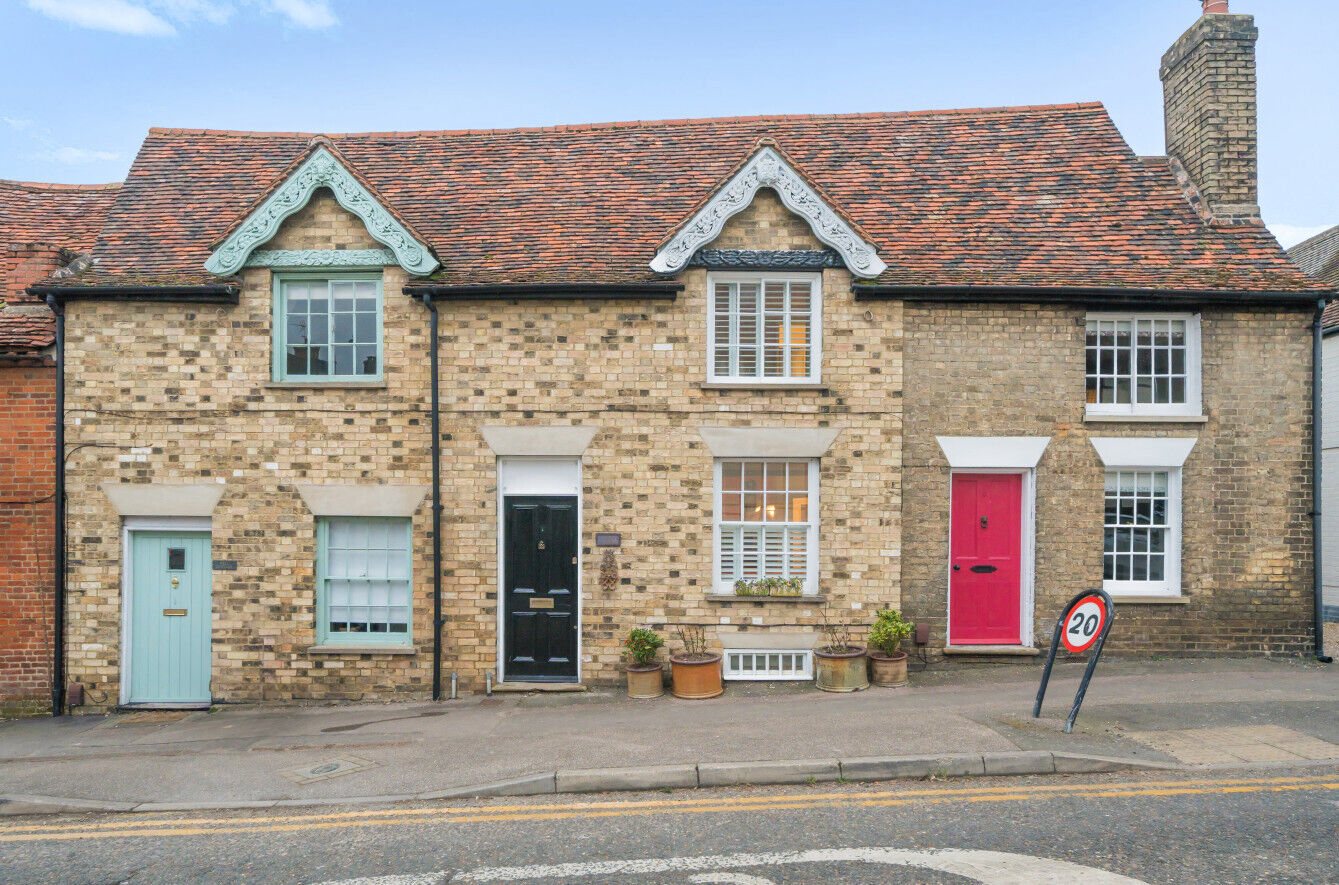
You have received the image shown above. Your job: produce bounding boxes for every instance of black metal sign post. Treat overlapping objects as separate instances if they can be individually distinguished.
[1033,588,1115,734]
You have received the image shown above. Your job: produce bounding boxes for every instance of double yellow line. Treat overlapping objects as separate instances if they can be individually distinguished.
[1,773,1335,843]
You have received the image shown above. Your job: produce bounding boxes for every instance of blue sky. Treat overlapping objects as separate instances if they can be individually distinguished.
[2,0,1334,246]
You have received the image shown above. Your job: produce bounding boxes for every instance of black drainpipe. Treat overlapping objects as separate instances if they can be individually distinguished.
[44,294,67,714]
[421,294,444,697]
[1313,298,1333,663]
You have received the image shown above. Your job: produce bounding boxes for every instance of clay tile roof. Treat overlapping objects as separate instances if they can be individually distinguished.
[0,179,120,252]
[1287,225,1339,326]
[64,105,1325,294]
[0,305,56,355]
[0,179,119,350]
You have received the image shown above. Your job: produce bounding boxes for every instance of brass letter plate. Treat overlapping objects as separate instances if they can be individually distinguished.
[529,598,555,610]
[162,608,188,617]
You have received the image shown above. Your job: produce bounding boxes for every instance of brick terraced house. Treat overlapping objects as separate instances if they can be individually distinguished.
[0,180,118,714]
[24,3,1335,710]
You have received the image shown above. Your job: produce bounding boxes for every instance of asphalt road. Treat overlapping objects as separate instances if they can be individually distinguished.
[0,766,1336,884]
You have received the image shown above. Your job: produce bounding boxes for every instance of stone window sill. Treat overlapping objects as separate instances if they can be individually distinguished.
[705,593,826,604]
[1084,414,1207,424]
[700,382,829,392]
[306,644,417,655]
[1109,595,1188,605]
[265,381,388,390]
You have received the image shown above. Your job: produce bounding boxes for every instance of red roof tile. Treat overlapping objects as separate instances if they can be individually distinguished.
[63,105,1328,293]
[0,306,55,354]
[0,179,120,251]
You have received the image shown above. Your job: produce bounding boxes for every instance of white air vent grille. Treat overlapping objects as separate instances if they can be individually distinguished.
[723,648,813,681]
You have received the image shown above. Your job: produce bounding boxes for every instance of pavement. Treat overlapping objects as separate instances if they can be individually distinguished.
[0,657,1335,815]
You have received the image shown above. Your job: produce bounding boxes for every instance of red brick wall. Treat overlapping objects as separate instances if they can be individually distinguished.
[0,361,56,715]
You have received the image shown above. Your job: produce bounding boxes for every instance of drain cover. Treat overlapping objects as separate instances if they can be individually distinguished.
[281,756,377,785]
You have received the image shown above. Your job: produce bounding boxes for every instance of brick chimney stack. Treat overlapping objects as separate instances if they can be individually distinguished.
[1160,2,1260,222]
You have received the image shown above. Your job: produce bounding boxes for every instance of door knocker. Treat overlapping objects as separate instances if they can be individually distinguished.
[537,540,546,550]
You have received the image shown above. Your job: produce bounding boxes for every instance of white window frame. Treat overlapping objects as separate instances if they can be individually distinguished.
[706,272,822,385]
[712,458,820,595]
[1084,312,1201,418]
[1090,437,1194,599]
[1101,468,1183,598]
[316,516,414,646]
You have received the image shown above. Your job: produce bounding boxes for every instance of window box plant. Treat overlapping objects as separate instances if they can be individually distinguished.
[669,625,723,699]
[624,627,665,699]
[813,606,868,692]
[867,608,912,687]
[733,577,804,598]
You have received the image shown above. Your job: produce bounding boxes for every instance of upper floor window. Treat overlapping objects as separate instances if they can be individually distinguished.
[708,273,821,384]
[1085,313,1201,417]
[275,275,382,382]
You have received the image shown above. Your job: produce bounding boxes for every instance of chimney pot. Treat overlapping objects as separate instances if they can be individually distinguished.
[1202,0,1229,13]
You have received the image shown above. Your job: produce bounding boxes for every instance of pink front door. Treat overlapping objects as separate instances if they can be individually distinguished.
[949,473,1023,645]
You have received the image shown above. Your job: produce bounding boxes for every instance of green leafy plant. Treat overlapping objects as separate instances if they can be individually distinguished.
[733,577,803,597]
[624,627,664,667]
[868,608,914,657]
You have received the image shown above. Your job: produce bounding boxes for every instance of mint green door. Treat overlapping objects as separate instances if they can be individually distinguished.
[128,532,212,705]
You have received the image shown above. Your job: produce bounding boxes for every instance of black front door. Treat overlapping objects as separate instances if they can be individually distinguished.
[504,496,579,681]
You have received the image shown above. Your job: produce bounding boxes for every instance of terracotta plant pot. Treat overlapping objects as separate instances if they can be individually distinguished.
[669,653,723,699]
[867,650,908,687]
[626,663,664,699]
[814,647,869,692]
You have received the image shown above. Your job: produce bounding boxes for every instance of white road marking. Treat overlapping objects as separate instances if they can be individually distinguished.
[688,875,777,885]
[309,847,1151,885]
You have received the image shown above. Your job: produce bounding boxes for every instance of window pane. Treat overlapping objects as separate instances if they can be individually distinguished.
[743,462,764,491]
[332,345,355,376]
[321,517,411,641]
[356,346,378,376]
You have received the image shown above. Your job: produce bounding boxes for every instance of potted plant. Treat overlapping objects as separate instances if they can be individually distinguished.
[867,609,912,687]
[624,626,665,699]
[734,577,803,598]
[813,606,868,692]
[669,625,723,699]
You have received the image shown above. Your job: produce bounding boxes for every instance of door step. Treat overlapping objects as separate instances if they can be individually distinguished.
[942,645,1040,656]
[492,682,587,693]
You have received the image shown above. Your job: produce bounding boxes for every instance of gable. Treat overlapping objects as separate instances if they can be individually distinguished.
[204,145,438,277]
[650,145,887,279]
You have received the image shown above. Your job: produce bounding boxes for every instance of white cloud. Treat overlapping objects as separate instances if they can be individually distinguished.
[3,117,34,132]
[267,0,336,29]
[153,0,235,25]
[1271,223,1335,250]
[26,0,177,36]
[25,147,122,165]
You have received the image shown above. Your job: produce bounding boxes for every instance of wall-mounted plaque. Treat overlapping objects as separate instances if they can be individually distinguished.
[595,533,622,548]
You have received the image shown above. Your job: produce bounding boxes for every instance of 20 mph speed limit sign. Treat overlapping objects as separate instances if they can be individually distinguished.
[1034,588,1115,733]
[1061,594,1108,653]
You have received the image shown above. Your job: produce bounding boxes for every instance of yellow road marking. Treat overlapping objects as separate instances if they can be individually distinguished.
[0,774,1334,844]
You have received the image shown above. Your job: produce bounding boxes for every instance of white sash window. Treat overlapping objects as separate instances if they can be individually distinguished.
[1085,313,1201,417]
[714,459,820,594]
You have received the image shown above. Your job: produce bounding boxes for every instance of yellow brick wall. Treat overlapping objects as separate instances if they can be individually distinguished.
[63,186,906,706]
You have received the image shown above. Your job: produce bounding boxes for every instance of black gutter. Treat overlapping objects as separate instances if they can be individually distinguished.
[44,294,66,716]
[402,283,682,301]
[1314,298,1334,663]
[420,294,445,699]
[26,285,240,304]
[852,284,1327,308]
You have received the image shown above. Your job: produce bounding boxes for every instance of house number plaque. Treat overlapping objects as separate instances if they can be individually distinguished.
[595,533,621,547]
